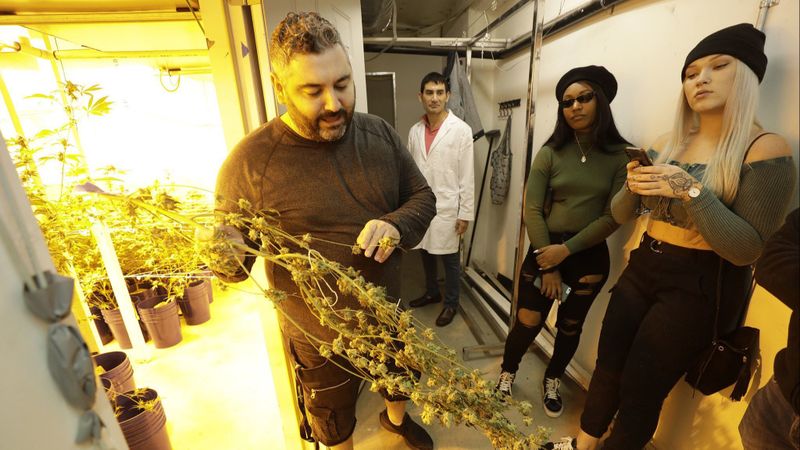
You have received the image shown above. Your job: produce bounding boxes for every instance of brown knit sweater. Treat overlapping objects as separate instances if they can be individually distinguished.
[215,112,436,340]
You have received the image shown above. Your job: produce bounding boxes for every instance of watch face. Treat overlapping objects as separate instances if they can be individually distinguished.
[688,187,701,198]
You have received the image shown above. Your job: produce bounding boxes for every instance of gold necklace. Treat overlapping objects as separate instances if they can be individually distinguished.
[575,133,591,163]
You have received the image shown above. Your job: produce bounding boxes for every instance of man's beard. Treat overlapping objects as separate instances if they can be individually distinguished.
[285,98,354,142]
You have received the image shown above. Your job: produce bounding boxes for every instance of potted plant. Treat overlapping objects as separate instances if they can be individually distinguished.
[8,81,122,346]
[113,388,172,450]
[93,350,136,395]
[10,85,211,349]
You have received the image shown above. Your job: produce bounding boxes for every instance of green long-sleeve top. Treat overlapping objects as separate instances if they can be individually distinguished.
[611,150,797,266]
[525,140,629,254]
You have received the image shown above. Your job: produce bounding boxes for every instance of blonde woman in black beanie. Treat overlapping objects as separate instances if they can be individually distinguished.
[543,23,796,450]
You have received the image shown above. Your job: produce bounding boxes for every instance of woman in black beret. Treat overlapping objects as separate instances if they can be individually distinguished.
[545,23,796,450]
[495,65,630,421]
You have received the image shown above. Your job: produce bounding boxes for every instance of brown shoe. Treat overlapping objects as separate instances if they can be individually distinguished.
[409,293,441,308]
[435,307,457,327]
[379,409,433,450]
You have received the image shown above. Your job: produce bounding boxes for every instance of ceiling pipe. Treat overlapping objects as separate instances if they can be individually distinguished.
[363,44,470,57]
[7,38,208,60]
[466,0,532,46]
[364,36,508,47]
[364,0,629,60]
[494,0,628,58]
[543,0,626,37]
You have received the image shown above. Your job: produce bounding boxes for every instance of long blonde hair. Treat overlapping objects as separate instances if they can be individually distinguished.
[656,60,760,204]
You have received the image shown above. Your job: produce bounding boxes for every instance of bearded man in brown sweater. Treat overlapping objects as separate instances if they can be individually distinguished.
[213,12,436,450]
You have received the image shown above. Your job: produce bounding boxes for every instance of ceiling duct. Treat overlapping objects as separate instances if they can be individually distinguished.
[361,0,394,36]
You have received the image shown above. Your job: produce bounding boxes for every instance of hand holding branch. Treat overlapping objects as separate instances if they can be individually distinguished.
[357,219,400,263]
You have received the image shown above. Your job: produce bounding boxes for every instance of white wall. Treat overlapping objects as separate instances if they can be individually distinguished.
[364,52,444,136]
[466,0,798,448]
[0,135,128,449]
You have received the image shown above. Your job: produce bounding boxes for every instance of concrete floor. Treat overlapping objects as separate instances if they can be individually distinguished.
[100,283,285,449]
[352,251,586,449]
[103,250,587,449]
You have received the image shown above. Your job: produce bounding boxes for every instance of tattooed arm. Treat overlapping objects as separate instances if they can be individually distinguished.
[626,164,702,201]
[626,159,796,265]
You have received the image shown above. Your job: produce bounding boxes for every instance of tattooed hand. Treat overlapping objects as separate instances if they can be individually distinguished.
[626,162,702,201]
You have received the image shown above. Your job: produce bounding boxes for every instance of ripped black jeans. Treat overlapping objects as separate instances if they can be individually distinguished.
[501,235,610,378]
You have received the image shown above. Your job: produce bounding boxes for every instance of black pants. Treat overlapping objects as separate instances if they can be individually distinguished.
[501,235,610,378]
[580,233,751,449]
[284,333,419,446]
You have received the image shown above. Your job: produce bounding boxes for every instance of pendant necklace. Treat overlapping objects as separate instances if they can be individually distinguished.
[575,133,591,163]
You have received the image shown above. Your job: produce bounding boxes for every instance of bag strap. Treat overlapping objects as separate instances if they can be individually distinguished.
[712,257,757,341]
[711,259,723,341]
[710,132,766,336]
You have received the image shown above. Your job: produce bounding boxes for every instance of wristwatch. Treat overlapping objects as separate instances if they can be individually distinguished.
[687,184,702,200]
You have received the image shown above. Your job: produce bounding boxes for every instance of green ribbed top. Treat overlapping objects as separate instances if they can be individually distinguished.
[524,140,629,254]
[611,152,797,265]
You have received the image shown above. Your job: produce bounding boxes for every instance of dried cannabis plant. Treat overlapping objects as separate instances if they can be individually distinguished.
[96,189,549,449]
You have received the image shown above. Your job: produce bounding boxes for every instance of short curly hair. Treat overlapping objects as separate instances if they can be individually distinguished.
[269,12,344,76]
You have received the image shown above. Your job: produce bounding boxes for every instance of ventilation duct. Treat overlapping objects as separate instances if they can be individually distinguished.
[361,0,394,35]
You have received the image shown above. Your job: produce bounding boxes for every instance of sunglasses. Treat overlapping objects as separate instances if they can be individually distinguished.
[559,91,595,109]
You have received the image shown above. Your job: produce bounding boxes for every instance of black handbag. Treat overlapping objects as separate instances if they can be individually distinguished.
[684,259,760,401]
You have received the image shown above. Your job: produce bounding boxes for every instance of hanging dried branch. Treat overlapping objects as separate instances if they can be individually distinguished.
[86,186,549,449]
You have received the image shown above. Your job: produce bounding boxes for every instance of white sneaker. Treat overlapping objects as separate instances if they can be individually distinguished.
[496,371,515,397]
[540,437,576,450]
[542,377,563,418]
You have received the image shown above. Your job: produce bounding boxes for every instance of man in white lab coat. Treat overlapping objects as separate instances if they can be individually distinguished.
[407,72,474,326]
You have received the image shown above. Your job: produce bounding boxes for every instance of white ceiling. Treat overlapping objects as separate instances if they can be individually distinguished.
[0,0,514,51]
[0,1,196,13]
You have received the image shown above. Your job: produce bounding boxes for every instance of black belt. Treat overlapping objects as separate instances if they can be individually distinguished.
[640,233,715,259]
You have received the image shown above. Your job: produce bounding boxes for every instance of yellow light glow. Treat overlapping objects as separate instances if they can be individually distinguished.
[0,26,227,193]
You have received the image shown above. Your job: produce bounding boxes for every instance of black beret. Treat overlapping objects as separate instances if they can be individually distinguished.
[682,23,767,83]
[555,65,618,103]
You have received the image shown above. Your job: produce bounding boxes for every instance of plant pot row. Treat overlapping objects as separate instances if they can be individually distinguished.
[95,351,172,450]
[114,388,172,450]
[94,351,136,395]
[97,279,213,349]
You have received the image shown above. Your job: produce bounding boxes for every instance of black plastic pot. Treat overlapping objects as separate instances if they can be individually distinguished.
[178,280,211,325]
[94,351,136,396]
[100,377,116,404]
[101,305,151,349]
[101,308,132,349]
[125,278,138,293]
[116,388,172,450]
[197,271,215,303]
[137,296,182,349]
[89,305,114,345]
[130,288,155,304]
[130,290,155,342]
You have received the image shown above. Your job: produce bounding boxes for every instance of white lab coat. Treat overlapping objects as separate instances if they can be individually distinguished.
[407,111,474,254]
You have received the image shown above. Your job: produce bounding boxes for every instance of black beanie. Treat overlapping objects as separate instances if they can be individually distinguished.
[682,23,767,83]
[555,65,617,103]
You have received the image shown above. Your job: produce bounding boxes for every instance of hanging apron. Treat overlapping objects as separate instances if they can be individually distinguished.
[490,115,512,205]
